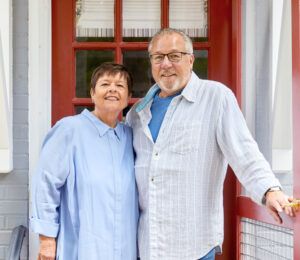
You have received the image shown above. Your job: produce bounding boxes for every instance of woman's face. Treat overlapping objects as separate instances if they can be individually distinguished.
[90,73,130,115]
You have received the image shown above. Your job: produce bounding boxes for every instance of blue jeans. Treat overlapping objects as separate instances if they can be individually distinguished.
[199,248,216,260]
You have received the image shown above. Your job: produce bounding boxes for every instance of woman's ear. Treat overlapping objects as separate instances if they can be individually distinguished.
[90,89,95,103]
[127,93,132,102]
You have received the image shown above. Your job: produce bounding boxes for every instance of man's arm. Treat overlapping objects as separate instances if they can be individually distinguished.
[216,88,296,223]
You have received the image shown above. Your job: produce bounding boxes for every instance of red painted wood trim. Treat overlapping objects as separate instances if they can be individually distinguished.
[72,42,117,50]
[192,42,210,49]
[72,98,93,106]
[292,1,300,259]
[211,1,237,258]
[161,0,169,28]
[71,97,139,106]
[119,42,149,50]
[52,0,74,124]
[237,196,297,230]
[231,1,242,258]
[115,0,122,63]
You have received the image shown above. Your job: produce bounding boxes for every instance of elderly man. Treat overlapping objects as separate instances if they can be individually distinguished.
[126,28,295,260]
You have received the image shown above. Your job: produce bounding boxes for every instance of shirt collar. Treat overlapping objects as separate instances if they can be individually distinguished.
[81,109,122,140]
[181,71,199,103]
[135,71,199,112]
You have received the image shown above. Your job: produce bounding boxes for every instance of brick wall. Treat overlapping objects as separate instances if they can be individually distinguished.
[0,0,29,259]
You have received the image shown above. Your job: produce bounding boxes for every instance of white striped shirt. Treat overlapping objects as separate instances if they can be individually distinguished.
[126,72,281,260]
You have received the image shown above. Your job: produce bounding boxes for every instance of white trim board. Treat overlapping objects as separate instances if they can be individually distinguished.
[28,0,52,258]
[0,0,13,173]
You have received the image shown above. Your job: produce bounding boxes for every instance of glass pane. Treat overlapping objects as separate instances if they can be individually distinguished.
[75,106,93,114]
[241,0,292,196]
[123,0,160,42]
[169,0,208,41]
[76,50,114,98]
[76,0,114,42]
[193,50,208,79]
[123,51,153,98]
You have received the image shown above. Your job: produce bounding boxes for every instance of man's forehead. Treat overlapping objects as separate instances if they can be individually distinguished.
[151,34,185,49]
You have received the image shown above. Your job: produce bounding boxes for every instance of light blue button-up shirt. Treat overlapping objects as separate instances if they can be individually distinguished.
[30,109,138,260]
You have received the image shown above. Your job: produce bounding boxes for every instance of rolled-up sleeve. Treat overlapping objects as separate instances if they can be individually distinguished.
[30,120,72,237]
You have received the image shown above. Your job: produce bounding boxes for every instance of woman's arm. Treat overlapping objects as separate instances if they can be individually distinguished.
[38,235,56,260]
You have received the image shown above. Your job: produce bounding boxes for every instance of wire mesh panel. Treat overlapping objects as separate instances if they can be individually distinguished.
[240,218,293,260]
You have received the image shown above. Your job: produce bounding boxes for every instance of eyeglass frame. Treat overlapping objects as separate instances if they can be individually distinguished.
[149,51,193,64]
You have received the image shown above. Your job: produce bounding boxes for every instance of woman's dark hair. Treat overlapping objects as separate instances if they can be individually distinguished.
[90,62,133,94]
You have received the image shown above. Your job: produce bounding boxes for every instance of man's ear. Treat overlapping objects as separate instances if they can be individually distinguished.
[189,54,195,70]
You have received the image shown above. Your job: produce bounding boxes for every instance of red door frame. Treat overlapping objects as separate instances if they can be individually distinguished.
[292,0,300,259]
[52,0,240,258]
[236,1,300,259]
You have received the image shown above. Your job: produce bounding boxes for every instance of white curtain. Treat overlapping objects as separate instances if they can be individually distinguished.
[242,0,292,193]
[123,0,160,37]
[76,0,114,37]
[169,0,208,37]
[76,0,208,38]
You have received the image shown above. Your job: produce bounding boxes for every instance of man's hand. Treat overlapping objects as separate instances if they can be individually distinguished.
[38,235,56,260]
[265,190,297,224]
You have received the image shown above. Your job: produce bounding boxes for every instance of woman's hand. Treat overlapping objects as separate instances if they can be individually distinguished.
[38,235,56,260]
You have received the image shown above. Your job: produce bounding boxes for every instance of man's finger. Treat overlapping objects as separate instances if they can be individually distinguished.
[267,207,282,224]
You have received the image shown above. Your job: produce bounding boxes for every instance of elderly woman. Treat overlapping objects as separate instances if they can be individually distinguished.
[30,63,138,260]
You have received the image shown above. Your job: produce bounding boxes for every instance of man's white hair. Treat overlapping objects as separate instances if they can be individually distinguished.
[148,28,194,54]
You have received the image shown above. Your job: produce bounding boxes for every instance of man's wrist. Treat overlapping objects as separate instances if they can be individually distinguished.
[262,186,282,204]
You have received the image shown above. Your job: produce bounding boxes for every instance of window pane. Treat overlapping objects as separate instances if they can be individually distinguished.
[123,51,153,98]
[75,106,93,114]
[76,0,114,42]
[193,50,208,79]
[76,50,114,97]
[169,0,208,41]
[123,0,160,42]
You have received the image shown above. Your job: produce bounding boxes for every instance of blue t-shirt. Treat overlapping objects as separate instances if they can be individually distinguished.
[149,91,181,142]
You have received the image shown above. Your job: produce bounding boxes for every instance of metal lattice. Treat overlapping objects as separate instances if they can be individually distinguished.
[240,218,293,260]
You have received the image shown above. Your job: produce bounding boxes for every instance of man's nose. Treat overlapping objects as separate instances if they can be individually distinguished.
[160,55,172,68]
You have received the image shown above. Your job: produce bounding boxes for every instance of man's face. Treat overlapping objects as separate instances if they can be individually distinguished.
[149,33,194,97]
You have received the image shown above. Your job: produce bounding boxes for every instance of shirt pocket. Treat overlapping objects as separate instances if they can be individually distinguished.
[169,123,200,154]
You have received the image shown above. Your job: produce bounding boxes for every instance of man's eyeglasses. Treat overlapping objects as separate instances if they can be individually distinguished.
[149,52,192,64]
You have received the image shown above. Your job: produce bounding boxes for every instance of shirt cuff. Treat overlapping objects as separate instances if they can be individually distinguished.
[254,180,282,206]
[30,217,59,237]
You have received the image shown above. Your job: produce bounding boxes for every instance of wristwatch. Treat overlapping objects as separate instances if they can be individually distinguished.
[262,186,282,204]
[265,186,282,193]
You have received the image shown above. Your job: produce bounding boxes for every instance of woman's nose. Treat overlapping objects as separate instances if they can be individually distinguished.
[108,84,117,92]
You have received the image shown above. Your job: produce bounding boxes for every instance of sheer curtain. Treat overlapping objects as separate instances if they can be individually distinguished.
[76,0,114,37]
[242,0,292,193]
[169,0,208,38]
[76,0,208,39]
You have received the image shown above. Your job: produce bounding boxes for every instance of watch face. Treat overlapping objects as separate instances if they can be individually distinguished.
[270,187,281,191]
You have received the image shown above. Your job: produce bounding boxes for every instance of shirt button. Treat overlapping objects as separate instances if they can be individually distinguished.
[151,177,154,182]
[155,152,158,156]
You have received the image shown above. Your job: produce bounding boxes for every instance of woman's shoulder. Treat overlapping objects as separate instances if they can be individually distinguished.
[54,114,84,130]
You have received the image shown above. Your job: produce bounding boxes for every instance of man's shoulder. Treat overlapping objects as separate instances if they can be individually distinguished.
[197,78,234,99]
